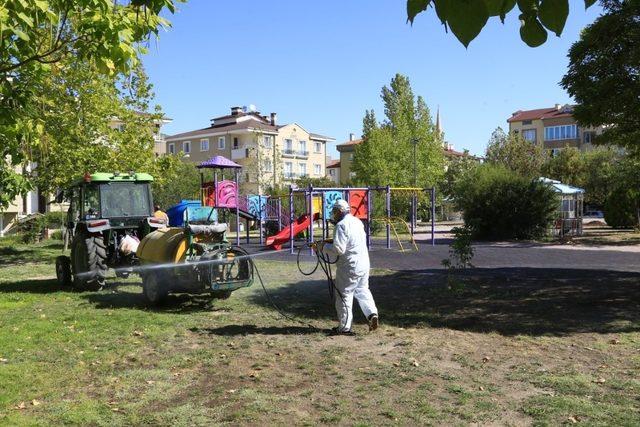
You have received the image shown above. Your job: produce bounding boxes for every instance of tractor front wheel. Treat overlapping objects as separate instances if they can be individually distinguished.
[142,272,168,305]
[71,232,107,291]
[55,256,72,287]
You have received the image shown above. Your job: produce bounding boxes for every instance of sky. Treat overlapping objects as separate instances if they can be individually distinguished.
[142,1,603,157]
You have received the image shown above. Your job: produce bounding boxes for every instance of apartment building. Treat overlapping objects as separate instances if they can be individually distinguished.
[326,158,340,184]
[165,106,334,193]
[109,114,172,157]
[508,104,604,154]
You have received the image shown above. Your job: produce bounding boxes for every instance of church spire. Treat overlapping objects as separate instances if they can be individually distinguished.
[435,106,443,141]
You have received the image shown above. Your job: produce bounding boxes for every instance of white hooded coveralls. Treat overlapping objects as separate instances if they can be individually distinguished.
[324,213,378,332]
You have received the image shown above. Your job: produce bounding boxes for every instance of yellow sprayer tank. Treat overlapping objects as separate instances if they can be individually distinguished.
[137,228,189,264]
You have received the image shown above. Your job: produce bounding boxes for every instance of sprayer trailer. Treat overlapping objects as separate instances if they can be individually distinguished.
[54,172,166,290]
[136,206,254,305]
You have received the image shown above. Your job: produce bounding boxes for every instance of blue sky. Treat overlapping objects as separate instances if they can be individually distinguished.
[142,1,603,157]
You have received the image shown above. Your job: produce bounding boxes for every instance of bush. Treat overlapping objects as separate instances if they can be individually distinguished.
[455,164,557,240]
[604,186,639,228]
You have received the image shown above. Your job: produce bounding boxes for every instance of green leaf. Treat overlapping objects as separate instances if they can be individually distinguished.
[584,0,596,8]
[486,0,517,20]
[519,15,548,47]
[538,0,568,36]
[12,28,29,41]
[516,0,537,13]
[407,0,430,24]
[433,0,451,25]
[17,12,34,27]
[447,0,489,47]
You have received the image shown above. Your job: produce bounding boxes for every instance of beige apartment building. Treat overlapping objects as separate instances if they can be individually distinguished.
[326,158,340,184]
[508,104,604,154]
[165,106,334,193]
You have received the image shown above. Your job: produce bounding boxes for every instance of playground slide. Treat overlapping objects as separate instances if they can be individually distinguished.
[266,213,320,250]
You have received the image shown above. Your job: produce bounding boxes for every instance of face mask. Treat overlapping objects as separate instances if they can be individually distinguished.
[331,209,344,224]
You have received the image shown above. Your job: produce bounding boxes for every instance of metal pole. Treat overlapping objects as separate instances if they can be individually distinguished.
[386,185,391,249]
[289,186,294,254]
[235,169,240,246]
[277,197,282,231]
[308,186,314,256]
[200,171,204,205]
[259,196,263,245]
[431,187,436,246]
[321,191,326,240]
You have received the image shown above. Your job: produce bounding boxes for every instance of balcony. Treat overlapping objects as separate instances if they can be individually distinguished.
[283,172,298,180]
[296,150,309,158]
[282,149,295,157]
[231,148,248,160]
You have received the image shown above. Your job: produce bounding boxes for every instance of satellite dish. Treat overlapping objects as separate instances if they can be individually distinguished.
[248,104,256,112]
[242,106,248,113]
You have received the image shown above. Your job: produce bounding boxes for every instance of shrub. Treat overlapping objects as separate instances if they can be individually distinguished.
[604,186,639,228]
[455,164,557,240]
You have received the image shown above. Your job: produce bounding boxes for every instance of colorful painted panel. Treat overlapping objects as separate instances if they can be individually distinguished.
[312,196,322,217]
[202,182,215,207]
[247,195,268,220]
[323,191,344,219]
[216,180,237,208]
[349,190,368,219]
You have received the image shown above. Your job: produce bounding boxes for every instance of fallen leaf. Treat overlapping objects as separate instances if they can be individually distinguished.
[146,380,155,385]
[482,356,491,363]
[111,408,121,412]
[393,362,400,367]
[15,402,26,410]
[132,330,144,337]
[609,338,620,345]
[0,358,8,363]
[478,386,485,391]
[275,352,283,356]
[567,415,578,423]
[227,389,237,394]
[31,399,41,407]
[594,377,606,384]
[249,372,259,379]
[411,359,420,367]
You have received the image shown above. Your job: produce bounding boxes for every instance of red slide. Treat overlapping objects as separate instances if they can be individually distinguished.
[266,213,320,250]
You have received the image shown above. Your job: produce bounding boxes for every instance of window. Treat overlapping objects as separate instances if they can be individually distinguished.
[521,129,536,142]
[349,153,354,161]
[314,142,322,153]
[168,143,175,154]
[584,131,595,144]
[200,139,209,151]
[183,141,191,154]
[314,164,322,175]
[298,163,307,176]
[218,137,225,150]
[551,148,561,157]
[329,169,335,176]
[233,137,239,149]
[522,120,532,125]
[284,162,293,178]
[284,139,294,155]
[263,135,272,149]
[299,140,307,155]
[263,159,273,172]
[544,125,577,141]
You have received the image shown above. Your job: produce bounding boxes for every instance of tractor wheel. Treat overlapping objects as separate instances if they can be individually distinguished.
[211,290,232,299]
[71,232,107,291]
[55,256,72,287]
[142,272,168,305]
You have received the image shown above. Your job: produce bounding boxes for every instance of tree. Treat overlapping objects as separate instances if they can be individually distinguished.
[485,127,547,178]
[455,163,557,240]
[152,157,201,209]
[542,146,584,187]
[352,73,444,188]
[0,0,179,209]
[406,0,596,47]
[561,0,640,150]
[441,154,479,198]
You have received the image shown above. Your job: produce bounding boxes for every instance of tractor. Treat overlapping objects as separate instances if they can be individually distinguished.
[54,172,166,290]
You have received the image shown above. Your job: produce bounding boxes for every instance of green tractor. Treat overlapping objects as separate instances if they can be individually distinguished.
[55,172,166,290]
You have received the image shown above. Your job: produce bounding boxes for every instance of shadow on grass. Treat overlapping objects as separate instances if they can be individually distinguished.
[81,288,225,314]
[249,268,640,336]
[191,324,322,336]
[0,278,63,293]
[0,242,65,266]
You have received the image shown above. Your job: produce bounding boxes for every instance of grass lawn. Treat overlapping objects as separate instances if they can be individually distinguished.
[1,237,639,425]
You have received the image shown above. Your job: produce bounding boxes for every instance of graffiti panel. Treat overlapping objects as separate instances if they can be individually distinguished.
[216,180,237,208]
[349,190,368,219]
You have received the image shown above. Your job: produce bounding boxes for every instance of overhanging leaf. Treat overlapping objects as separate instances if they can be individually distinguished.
[584,0,596,8]
[446,0,489,47]
[407,0,431,24]
[433,0,451,25]
[538,0,568,36]
[486,0,517,19]
[520,15,548,47]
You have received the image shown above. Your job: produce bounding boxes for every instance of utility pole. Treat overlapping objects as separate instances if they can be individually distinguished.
[411,137,419,229]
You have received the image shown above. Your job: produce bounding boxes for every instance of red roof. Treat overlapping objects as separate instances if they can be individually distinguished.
[336,138,363,148]
[508,106,575,123]
[326,159,340,168]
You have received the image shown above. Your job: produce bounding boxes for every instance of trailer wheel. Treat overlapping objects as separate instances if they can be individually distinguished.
[71,232,107,291]
[55,256,72,287]
[143,272,168,305]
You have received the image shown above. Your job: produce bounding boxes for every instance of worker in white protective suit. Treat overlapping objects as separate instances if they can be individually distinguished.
[320,199,379,335]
